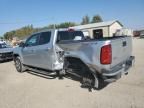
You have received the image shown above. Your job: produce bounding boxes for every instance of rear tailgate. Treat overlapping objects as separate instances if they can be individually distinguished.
[110,36,132,68]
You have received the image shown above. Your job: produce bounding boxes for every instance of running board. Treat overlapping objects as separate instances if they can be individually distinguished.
[25,66,57,76]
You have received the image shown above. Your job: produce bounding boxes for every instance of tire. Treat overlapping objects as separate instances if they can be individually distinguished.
[14,56,25,73]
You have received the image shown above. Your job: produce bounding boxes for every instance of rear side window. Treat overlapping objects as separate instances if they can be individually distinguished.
[39,32,51,45]
[57,31,84,42]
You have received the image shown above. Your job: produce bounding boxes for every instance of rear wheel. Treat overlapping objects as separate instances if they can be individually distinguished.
[14,57,25,73]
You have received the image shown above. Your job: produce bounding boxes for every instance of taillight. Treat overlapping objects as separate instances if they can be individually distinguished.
[100,44,112,64]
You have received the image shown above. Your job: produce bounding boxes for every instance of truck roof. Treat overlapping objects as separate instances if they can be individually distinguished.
[32,28,79,35]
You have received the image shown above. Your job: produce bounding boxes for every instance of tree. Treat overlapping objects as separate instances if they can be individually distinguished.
[15,25,34,38]
[2,22,78,40]
[81,15,90,25]
[3,25,34,40]
[45,22,77,29]
[91,15,103,23]
[57,22,77,28]
[0,36,4,40]
[4,30,16,40]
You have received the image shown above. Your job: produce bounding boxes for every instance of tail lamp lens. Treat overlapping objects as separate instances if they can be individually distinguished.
[100,44,112,64]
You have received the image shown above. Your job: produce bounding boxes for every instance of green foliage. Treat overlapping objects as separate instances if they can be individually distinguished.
[4,25,34,40]
[46,22,77,29]
[3,22,77,40]
[4,30,16,40]
[91,15,103,23]
[0,36,4,40]
[15,25,34,37]
[57,22,77,28]
[80,14,103,25]
[81,15,90,25]
[35,22,77,31]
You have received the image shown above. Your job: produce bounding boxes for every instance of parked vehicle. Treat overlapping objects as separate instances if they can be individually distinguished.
[0,42,13,62]
[13,29,135,89]
[140,30,144,38]
[133,31,140,37]
[115,28,133,36]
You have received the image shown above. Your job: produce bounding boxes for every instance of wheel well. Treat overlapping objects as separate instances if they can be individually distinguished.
[13,54,19,60]
[64,57,92,75]
[64,57,96,88]
[64,57,86,67]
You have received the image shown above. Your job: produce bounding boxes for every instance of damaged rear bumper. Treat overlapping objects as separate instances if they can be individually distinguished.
[102,56,135,82]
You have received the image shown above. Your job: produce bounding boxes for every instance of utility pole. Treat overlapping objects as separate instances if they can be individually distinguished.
[51,17,56,29]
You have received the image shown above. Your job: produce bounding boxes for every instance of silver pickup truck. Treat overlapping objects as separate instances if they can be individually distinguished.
[13,29,135,89]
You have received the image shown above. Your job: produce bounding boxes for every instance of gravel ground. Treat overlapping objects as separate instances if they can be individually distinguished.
[0,38,144,108]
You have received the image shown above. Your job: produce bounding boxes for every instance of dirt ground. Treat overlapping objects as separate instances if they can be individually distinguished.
[0,38,144,108]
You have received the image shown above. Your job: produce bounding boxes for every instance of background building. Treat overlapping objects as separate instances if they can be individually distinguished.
[72,20,123,39]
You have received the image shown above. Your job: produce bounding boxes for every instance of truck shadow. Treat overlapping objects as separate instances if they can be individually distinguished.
[27,71,57,79]
[65,74,109,91]
[26,70,109,91]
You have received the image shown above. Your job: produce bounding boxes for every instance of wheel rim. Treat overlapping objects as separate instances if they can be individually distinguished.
[15,59,21,71]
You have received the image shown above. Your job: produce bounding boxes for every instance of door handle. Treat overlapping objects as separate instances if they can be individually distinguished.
[122,41,127,47]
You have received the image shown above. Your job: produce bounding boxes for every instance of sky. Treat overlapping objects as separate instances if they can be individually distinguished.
[0,0,144,36]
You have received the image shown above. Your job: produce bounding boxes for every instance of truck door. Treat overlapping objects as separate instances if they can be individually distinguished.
[22,33,40,66]
[34,31,52,70]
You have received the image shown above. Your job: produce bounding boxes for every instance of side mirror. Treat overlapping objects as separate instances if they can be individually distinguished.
[19,42,25,47]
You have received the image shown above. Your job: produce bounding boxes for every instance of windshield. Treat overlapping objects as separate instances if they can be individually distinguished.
[0,43,9,49]
[57,31,84,42]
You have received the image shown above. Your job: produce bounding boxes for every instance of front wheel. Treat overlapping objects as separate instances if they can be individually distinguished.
[14,57,26,73]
